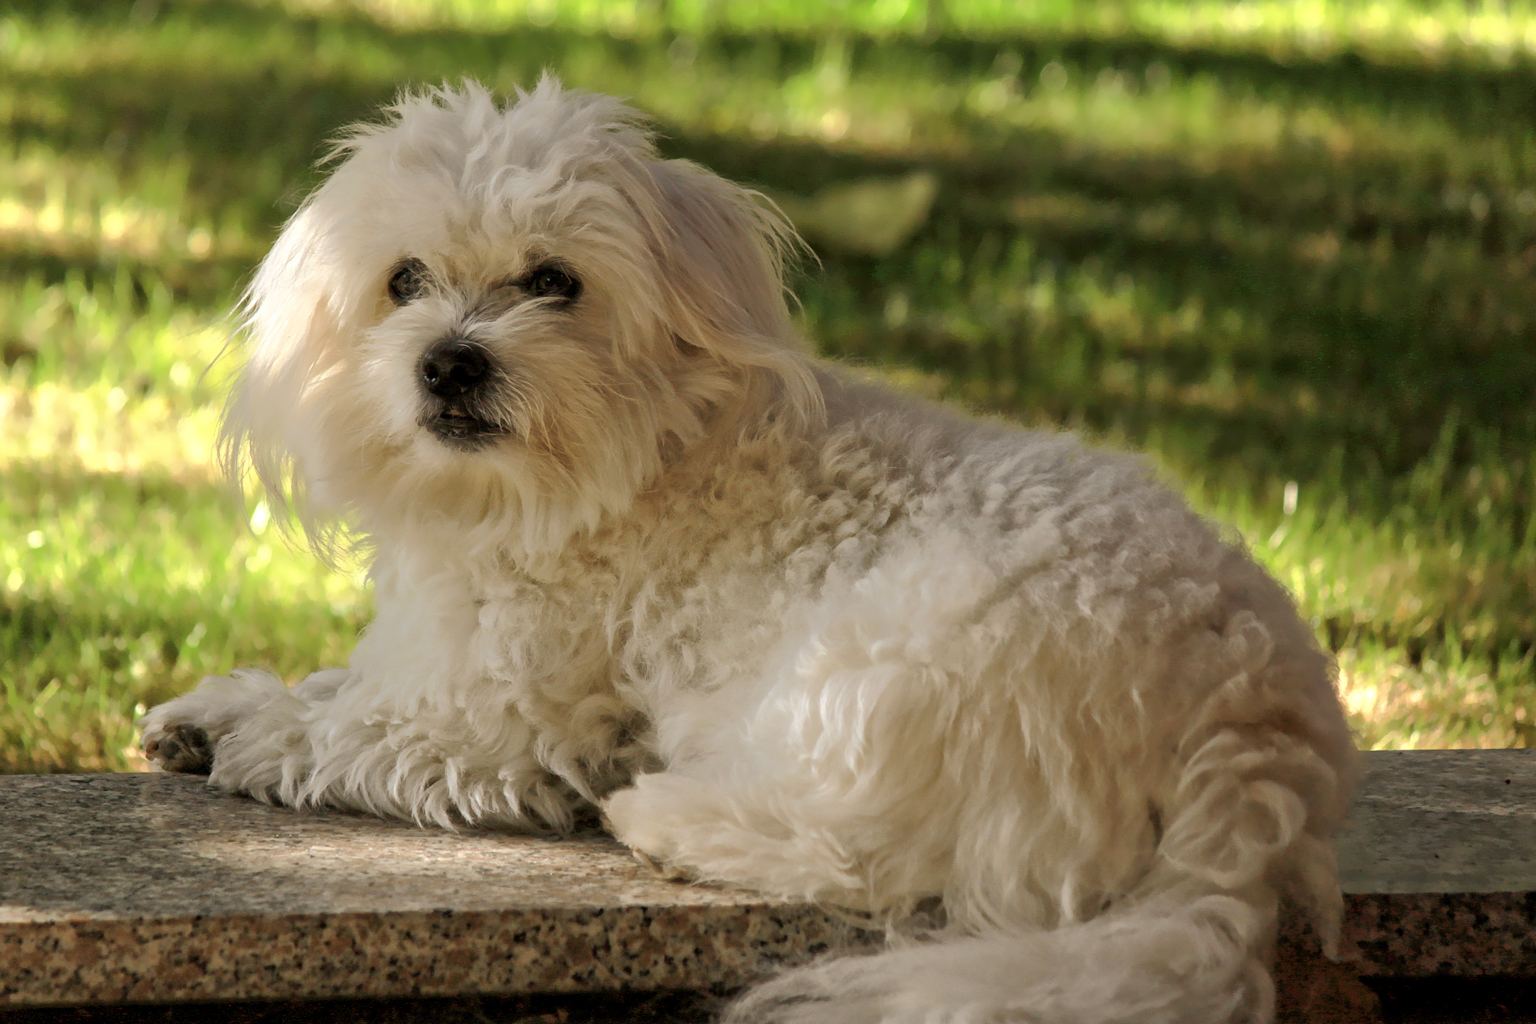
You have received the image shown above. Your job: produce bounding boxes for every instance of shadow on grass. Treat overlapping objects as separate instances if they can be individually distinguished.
[679,129,1536,493]
[0,243,258,304]
[9,0,1536,205]
[15,0,1536,112]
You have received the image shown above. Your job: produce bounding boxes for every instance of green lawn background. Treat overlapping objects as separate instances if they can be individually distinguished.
[3,0,1535,772]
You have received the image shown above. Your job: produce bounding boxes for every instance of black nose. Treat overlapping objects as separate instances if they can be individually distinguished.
[419,341,491,399]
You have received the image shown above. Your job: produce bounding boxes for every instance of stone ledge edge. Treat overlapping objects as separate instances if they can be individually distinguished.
[0,905,882,1008]
[1341,891,1536,978]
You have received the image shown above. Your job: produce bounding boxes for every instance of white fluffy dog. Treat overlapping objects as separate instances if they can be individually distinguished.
[141,79,1357,1023]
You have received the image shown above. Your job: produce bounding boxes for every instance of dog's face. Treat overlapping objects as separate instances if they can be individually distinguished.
[383,254,579,453]
[226,80,817,554]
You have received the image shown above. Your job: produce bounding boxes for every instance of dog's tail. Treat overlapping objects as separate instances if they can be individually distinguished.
[727,894,1267,1024]
[725,713,1352,1024]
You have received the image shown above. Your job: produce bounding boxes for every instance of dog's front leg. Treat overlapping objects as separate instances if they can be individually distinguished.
[142,667,577,829]
[140,667,344,796]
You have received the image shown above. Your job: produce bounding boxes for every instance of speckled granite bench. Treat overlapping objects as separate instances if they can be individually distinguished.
[1,750,1532,1015]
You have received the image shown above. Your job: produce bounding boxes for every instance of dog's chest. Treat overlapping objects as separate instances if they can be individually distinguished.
[466,449,912,705]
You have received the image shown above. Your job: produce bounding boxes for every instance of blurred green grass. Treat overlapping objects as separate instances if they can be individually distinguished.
[3,0,1534,771]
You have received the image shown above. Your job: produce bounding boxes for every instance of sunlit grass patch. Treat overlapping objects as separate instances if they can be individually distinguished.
[0,378,220,479]
[0,263,366,773]
[1195,445,1536,751]
[0,456,371,773]
[0,151,264,273]
[0,277,231,482]
[1338,643,1536,751]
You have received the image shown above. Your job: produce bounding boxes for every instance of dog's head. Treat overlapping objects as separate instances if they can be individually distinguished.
[227,78,819,557]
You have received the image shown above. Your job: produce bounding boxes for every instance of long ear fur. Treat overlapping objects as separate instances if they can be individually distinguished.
[639,157,825,433]
[220,196,357,559]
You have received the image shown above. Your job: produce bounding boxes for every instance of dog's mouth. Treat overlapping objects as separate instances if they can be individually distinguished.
[422,405,510,451]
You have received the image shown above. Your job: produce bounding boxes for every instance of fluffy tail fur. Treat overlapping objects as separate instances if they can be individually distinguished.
[726,893,1270,1024]
[721,636,1354,1024]
[726,744,1339,1024]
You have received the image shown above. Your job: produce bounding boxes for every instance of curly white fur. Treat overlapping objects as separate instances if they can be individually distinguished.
[141,78,1357,1024]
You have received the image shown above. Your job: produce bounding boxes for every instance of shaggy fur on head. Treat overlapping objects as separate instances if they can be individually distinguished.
[142,78,1358,1024]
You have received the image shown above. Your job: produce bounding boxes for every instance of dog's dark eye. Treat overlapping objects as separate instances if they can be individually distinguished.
[388,259,428,305]
[524,266,580,301]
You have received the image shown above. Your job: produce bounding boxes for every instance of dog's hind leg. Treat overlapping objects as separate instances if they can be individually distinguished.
[603,770,887,903]
[602,666,969,911]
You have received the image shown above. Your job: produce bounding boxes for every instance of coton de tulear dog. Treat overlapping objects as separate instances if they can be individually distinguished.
[141,80,1357,1024]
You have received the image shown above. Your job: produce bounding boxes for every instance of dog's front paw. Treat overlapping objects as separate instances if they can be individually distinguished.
[138,669,289,776]
[141,721,215,774]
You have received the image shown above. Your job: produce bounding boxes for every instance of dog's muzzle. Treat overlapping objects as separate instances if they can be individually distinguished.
[418,340,508,449]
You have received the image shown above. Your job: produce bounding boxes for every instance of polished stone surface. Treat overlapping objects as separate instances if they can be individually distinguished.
[1,749,1533,1007]
[1337,749,1536,895]
[0,773,875,1007]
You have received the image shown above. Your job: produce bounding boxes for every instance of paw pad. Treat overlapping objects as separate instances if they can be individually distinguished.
[144,723,215,775]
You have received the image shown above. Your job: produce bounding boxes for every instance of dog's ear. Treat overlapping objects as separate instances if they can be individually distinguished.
[220,197,358,555]
[640,159,823,426]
